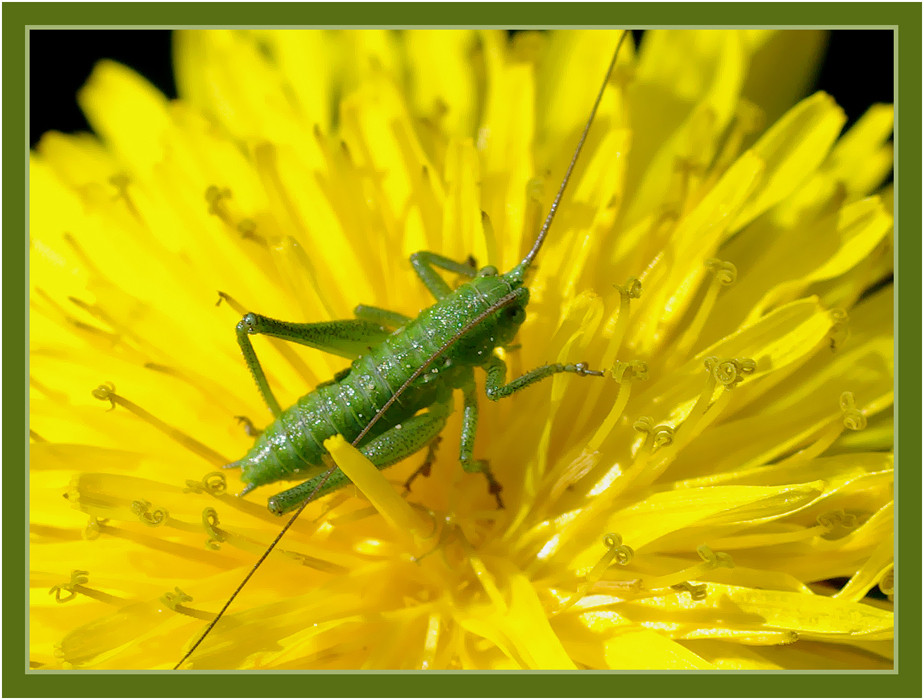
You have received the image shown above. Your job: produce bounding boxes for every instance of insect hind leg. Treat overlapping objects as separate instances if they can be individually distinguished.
[267,408,451,515]
[403,435,442,495]
[234,312,396,416]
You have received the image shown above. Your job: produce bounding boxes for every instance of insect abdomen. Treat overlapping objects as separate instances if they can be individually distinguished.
[238,274,517,491]
[236,392,334,489]
[238,342,440,490]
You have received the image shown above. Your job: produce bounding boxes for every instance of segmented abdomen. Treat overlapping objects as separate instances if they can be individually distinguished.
[237,335,440,489]
[237,276,513,490]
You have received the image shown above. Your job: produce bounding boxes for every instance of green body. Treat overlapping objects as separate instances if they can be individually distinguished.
[230,252,600,514]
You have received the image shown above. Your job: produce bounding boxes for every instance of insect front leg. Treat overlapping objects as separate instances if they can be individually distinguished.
[266,399,453,515]
[482,355,605,401]
[234,313,394,415]
[459,371,504,508]
[410,251,478,300]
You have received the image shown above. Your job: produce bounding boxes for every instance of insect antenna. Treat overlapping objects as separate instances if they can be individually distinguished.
[517,29,629,273]
[174,30,628,670]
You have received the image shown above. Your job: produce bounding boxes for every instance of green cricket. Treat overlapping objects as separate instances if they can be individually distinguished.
[175,32,628,670]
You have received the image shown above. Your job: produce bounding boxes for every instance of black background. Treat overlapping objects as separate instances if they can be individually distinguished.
[29,29,895,147]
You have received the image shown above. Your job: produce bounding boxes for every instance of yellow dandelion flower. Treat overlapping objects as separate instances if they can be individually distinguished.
[30,29,894,672]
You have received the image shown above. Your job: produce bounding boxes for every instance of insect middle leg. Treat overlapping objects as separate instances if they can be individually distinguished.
[482,355,604,402]
[402,435,442,495]
[400,371,504,508]
[458,370,505,508]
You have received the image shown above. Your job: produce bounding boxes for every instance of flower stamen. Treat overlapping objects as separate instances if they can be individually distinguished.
[704,356,757,389]
[49,570,125,606]
[568,279,642,437]
[604,278,642,368]
[198,506,315,564]
[61,232,105,278]
[707,99,765,185]
[91,382,229,466]
[83,516,108,540]
[671,581,708,601]
[624,358,754,493]
[776,391,868,467]
[205,185,236,226]
[202,507,227,550]
[828,308,850,351]
[236,218,265,244]
[108,173,140,218]
[840,391,868,431]
[639,545,733,593]
[555,533,634,614]
[667,155,706,218]
[878,567,894,602]
[35,288,120,344]
[67,296,133,343]
[633,416,676,455]
[665,259,738,366]
[130,499,169,527]
[183,471,228,496]
[585,360,648,452]
[29,375,68,405]
[161,587,215,620]
[817,509,859,538]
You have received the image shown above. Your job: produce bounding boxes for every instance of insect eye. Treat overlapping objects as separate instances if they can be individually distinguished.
[477,265,498,277]
[507,307,526,323]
